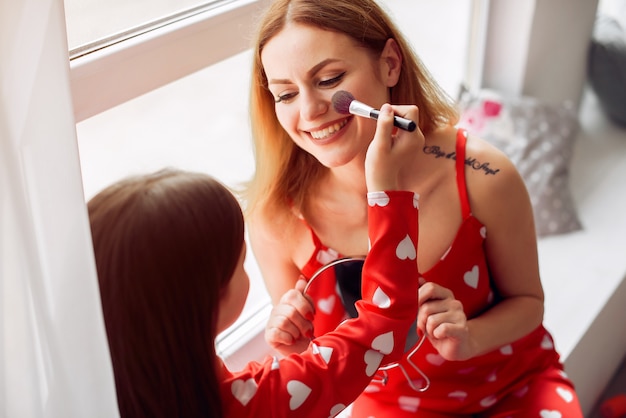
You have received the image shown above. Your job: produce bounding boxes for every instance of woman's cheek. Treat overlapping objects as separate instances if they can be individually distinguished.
[274,106,291,130]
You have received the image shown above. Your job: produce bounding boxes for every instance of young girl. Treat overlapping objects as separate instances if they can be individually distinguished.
[88,104,422,417]
[244,0,583,416]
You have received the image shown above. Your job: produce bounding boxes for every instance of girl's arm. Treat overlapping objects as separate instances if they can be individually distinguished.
[222,190,420,418]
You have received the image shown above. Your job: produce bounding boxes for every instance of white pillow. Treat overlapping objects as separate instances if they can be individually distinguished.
[457,89,582,237]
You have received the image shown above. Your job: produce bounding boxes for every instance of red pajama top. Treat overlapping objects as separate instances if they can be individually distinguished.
[220,191,420,418]
[299,130,576,416]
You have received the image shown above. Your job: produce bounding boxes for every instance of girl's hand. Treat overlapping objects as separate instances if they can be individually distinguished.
[265,278,315,355]
[417,282,475,361]
[365,104,424,192]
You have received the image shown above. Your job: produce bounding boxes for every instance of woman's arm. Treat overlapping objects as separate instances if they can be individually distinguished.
[249,219,316,355]
[248,219,303,306]
[417,140,545,361]
[467,144,544,355]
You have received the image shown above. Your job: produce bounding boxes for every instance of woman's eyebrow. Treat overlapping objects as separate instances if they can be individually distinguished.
[267,58,341,85]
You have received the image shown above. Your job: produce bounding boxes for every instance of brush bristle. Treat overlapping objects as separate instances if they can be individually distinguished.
[332,90,355,114]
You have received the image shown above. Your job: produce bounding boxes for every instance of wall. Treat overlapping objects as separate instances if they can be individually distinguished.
[483,0,599,107]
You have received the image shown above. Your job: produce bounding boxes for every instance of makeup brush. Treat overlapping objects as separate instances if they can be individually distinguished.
[331,90,417,132]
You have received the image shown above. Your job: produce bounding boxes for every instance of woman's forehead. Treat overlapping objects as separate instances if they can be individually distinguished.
[261,25,367,78]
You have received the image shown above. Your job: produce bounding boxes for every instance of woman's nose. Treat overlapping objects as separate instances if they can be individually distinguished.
[300,91,329,121]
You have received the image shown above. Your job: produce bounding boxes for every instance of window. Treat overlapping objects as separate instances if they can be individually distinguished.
[69,0,479,360]
[65,0,233,54]
[75,49,270,356]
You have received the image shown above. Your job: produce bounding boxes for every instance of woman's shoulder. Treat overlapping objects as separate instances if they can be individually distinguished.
[419,126,519,186]
[248,208,318,268]
[463,131,522,188]
[248,208,302,245]
[463,132,533,220]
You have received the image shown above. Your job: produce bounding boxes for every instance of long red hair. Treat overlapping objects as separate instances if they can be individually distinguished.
[244,0,458,227]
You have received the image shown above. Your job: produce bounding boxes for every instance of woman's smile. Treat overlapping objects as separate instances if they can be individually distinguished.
[308,117,350,140]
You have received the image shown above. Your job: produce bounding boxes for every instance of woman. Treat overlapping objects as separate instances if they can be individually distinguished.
[89,103,422,418]
[243,0,583,416]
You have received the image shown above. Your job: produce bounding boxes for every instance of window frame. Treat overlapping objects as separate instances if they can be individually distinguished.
[70,0,273,362]
[70,0,270,123]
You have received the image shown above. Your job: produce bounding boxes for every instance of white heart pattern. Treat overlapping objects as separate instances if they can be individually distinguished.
[541,335,554,350]
[372,287,391,309]
[231,378,258,406]
[425,353,445,366]
[316,248,339,265]
[410,378,427,389]
[364,384,381,393]
[556,387,574,403]
[368,191,390,207]
[479,395,497,408]
[396,235,417,260]
[448,390,468,401]
[329,404,346,418]
[463,265,479,289]
[287,380,312,410]
[371,331,394,354]
[413,193,420,208]
[271,356,280,370]
[441,246,452,260]
[480,226,487,239]
[540,410,562,418]
[398,396,420,412]
[312,343,334,365]
[364,349,384,376]
[500,344,513,355]
[317,295,336,314]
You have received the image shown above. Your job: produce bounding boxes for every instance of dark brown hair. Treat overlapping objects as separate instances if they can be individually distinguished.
[88,168,245,418]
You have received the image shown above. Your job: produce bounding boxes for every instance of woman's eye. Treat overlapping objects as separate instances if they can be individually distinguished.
[275,92,298,103]
[319,72,345,87]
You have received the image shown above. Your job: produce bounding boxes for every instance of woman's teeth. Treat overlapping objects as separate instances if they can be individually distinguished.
[310,119,347,139]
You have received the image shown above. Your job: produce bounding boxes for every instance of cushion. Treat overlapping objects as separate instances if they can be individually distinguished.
[588,16,626,126]
[457,89,582,237]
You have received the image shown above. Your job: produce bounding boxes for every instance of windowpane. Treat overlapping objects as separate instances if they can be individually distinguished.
[64,0,233,53]
[75,50,270,345]
[382,0,473,97]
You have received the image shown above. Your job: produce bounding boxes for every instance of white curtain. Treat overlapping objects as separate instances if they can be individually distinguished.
[0,0,119,417]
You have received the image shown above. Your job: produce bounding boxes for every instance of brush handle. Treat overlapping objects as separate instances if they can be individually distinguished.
[349,100,417,132]
[369,109,417,132]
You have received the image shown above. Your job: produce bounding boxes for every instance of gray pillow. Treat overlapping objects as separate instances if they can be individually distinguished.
[588,16,626,126]
[457,89,582,237]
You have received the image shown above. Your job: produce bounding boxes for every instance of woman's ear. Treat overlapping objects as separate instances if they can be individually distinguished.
[380,38,402,88]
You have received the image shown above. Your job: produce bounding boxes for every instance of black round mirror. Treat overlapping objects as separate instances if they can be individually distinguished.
[303,257,429,392]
